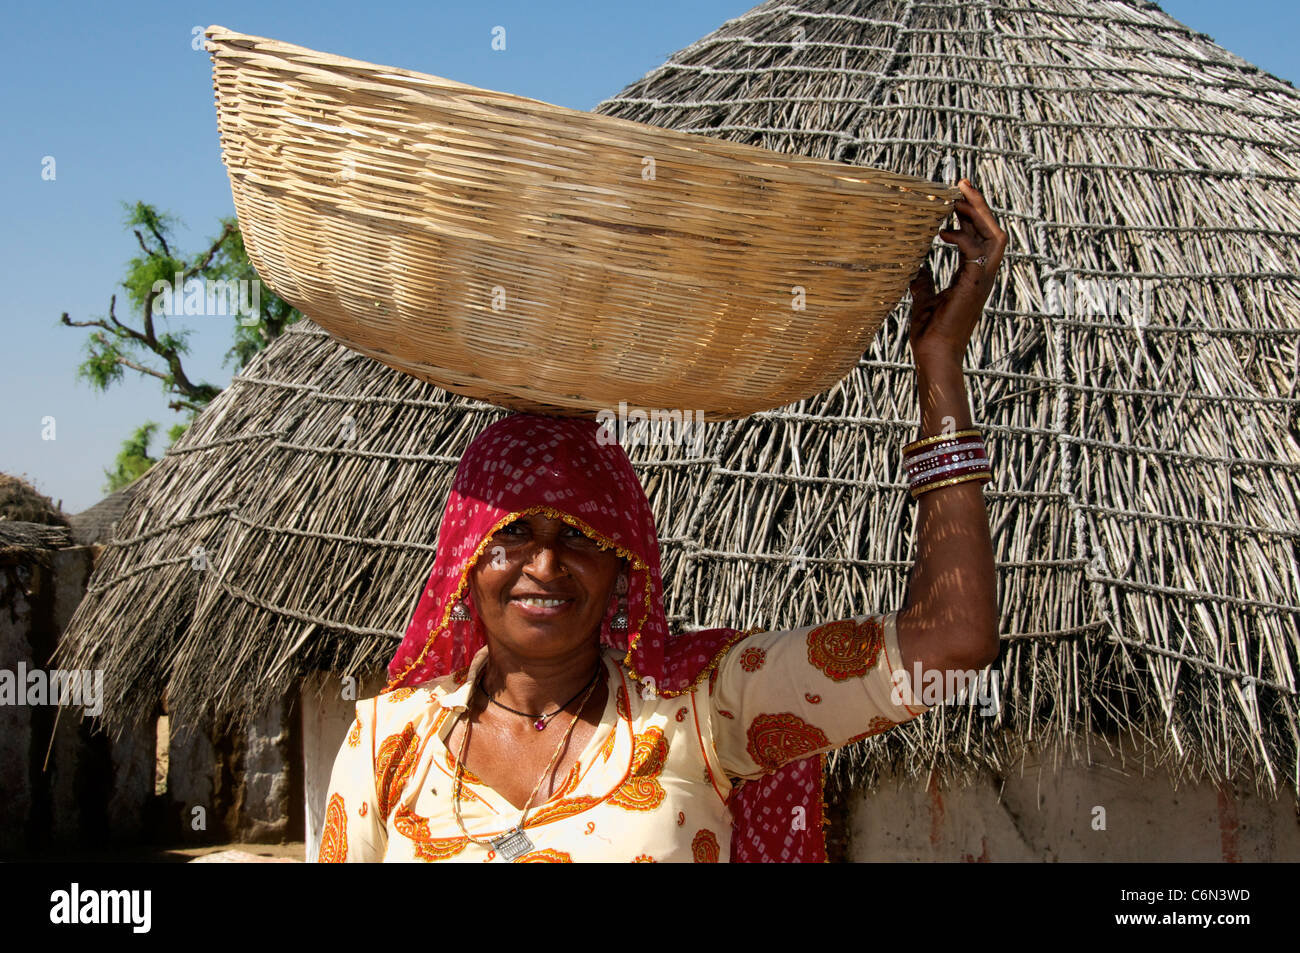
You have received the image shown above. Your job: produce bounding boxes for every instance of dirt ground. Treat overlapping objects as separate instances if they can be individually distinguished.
[26,841,306,863]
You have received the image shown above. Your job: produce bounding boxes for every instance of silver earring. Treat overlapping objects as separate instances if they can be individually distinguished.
[450,599,470,621]
[612,598,628,631]
[611,573,629,629]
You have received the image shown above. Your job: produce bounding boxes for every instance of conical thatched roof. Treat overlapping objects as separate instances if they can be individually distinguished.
[69,485,137,547]
[60,0,1300,795]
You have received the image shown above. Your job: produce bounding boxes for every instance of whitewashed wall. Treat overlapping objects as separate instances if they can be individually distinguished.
[302,671,385,862]
[846,734,1300,861]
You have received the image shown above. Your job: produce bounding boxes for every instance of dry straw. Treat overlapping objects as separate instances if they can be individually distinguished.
[205,25,959,419]
[58,0,1300,799]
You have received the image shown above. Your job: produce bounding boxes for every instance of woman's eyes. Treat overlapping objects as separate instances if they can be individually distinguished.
[496,523,592,544]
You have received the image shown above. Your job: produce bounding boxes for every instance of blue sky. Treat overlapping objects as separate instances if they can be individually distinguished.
[4,0,1298,513]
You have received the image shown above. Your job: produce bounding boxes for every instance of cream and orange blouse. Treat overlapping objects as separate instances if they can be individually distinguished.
[317,610,931,863]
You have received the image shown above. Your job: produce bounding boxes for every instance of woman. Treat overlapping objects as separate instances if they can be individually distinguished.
[319,179,1006,862]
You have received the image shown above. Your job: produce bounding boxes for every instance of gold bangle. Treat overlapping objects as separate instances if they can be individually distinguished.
[903,428,982,456]
[909,470,992,499]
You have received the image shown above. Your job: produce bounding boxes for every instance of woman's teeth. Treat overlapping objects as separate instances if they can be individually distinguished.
[516,597,568,608]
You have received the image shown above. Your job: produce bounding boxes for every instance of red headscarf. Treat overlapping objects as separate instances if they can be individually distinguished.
[386,413,826,862]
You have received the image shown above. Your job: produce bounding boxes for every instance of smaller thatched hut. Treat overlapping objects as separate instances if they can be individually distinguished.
[1,476,303,856]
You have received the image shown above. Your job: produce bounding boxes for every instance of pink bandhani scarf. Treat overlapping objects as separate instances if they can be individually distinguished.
[386,413,826,863]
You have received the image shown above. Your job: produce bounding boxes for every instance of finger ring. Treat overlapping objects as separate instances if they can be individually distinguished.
[966,255,988,269]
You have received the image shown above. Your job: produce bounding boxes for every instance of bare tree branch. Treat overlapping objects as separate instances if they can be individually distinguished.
[189,222,236,276]
[106,294,153,348]
[117,357,170,382]
[60,313,112,331]
[139,216,171,259]
[133,228,155,258]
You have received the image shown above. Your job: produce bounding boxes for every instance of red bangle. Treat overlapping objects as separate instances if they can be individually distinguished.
[903,430,992,498]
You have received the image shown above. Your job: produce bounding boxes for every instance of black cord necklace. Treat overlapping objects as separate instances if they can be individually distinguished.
[479,663,602,731]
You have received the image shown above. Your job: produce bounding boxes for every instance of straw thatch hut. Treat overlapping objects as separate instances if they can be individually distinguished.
[68,484,137,549]
[1,475,302,856]
[57,0,1300,860]
[0,478,151,857]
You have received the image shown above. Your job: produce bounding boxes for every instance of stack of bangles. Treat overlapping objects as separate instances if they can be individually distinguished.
[903,428,993,499]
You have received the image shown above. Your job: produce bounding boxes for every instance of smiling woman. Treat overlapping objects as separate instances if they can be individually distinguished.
[472,514,622,669]
[317,182,1005,863]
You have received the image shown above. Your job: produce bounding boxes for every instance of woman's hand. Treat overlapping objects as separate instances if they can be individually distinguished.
[894,180,1003,680]
[907,179,1008,369]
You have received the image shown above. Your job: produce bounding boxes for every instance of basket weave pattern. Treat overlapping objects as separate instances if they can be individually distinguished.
[206,26,959,419]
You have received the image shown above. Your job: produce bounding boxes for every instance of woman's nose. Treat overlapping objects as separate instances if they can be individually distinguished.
[523,541,567,579]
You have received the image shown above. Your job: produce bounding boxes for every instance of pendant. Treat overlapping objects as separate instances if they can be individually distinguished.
[491,827,534,861]
[533,717,547,731]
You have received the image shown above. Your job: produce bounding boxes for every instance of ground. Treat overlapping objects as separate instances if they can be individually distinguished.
[29,841,306,862]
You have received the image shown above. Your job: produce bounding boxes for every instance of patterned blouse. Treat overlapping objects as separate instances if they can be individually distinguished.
[317,610,931,863]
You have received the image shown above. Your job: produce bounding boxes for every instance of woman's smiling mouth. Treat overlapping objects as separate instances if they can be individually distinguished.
[509,594,575,616]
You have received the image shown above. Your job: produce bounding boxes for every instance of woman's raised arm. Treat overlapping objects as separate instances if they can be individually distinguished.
[896,179,1006,684]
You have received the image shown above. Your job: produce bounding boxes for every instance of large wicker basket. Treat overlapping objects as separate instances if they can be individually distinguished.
[205,26,960,420]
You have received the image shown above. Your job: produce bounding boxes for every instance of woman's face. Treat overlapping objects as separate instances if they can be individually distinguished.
[468,513,624,661]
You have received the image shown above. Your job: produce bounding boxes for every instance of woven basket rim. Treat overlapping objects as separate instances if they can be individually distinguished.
[204,24,961,206]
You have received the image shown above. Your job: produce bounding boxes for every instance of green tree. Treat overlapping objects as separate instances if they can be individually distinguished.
[61,201,301,494]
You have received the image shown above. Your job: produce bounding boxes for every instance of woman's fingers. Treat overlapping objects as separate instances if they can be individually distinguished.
[910,261,936,307]
[920,181,1008,313]
[908,262,940,341]
[949,203,997,243]
[956,182,1008,246]
[938,226,981,255]
[935,183,1008,281]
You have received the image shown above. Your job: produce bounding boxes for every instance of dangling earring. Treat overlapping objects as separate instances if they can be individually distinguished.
[450,598,470,621]
[611,573,629,631]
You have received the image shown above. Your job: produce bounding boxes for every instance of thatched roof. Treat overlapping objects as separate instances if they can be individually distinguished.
[0,522,74,572]
[1,474,70,527]
[1,475,72,572]
[59,0,1300,795]
[69,485,138,547]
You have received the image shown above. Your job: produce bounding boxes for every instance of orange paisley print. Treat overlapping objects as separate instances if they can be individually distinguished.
[616,685,631,722]
[385,687,417,703]
[358,802,368,818]
[526,795,604,827]
[608,727,668,812]
[515,848,572,863]
[444,748,483,785]
[847,716,897,743]
[318,793,348,863]
[441,750,484,804]
[745,712,831,771]
[739,646,767,672]
[806,617,884,682]
[597,726,618,762]
[376,723,421,819]
[392,808,468,861]
[346,717,361,748]
[691,829,720,863]
[550,760,582,800]
[632,855,657,862]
